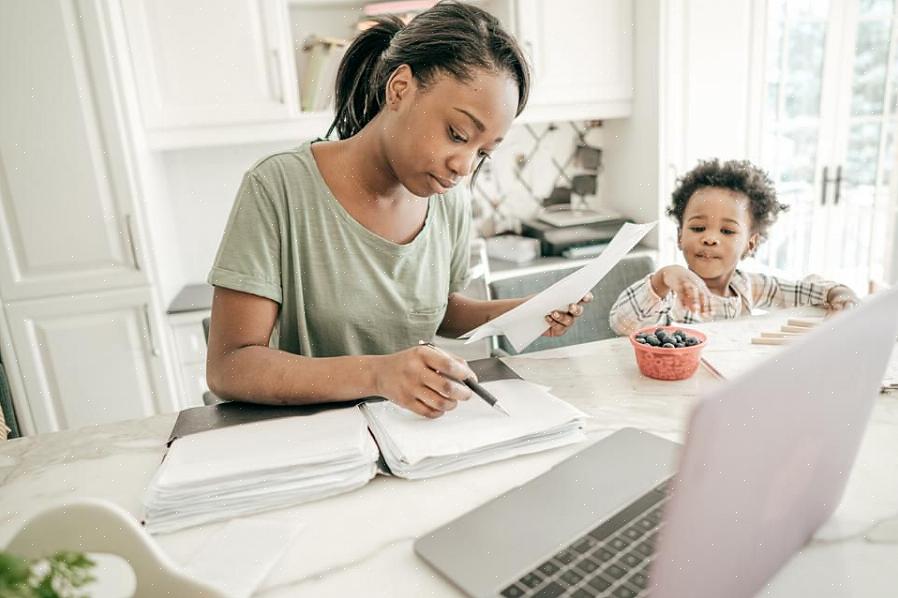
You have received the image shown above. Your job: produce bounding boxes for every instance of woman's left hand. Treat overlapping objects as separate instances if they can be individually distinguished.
[543,292,594,337]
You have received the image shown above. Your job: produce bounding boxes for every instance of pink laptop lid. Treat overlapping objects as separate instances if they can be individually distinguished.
[650,287,898,598]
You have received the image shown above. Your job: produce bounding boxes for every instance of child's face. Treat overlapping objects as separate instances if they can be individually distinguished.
[678,187,759,283]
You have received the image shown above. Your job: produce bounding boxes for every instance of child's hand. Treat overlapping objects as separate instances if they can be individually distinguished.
[651,265,712,314]
[825,285,859,312]
[543,292,594,337]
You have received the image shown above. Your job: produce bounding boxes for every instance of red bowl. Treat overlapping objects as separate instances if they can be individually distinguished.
[628,326,707,381]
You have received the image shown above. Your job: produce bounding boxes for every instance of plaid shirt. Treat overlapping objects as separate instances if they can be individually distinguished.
[608,269,841,336]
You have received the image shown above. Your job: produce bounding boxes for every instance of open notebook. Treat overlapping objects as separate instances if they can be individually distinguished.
[143,359,588,534]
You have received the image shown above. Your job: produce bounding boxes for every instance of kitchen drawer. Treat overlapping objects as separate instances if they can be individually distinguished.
[170,317,209,365]
[178,362,208,408]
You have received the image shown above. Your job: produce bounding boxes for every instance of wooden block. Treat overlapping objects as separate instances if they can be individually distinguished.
[760,331,800,338]
[751,336,791,345]
[787,318,821,328]
[781,325,814,333]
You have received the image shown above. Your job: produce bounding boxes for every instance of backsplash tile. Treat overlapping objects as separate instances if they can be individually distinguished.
[469,121,604,237]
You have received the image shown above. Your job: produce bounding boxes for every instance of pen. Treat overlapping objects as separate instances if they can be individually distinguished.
[418,341,510,416]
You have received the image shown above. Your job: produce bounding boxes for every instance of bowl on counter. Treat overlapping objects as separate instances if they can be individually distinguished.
[628,326,707,381]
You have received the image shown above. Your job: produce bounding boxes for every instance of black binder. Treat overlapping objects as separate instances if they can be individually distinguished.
[167,357,522,446]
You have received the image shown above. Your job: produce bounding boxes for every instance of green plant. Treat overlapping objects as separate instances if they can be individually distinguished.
[0,551,96,598]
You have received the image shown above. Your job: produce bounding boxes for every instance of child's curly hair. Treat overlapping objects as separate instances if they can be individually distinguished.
[667,159,788,241]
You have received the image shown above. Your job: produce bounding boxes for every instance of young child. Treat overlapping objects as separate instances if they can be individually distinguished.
[609,159,859,336]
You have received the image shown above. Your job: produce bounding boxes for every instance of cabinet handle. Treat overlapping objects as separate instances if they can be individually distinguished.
[269,48,283,103]
[833,165,842,205]
[124,214,141,271]
[143,305,160,357]
[820,166,828,206]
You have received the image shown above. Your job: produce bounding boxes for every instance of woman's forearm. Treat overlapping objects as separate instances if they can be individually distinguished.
[437,292,526,338]
[207,346,382,405]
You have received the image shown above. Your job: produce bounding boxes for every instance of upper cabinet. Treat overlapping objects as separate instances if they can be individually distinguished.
[121,0,300,142]
[516,0,633,122]
[117,0,633,150]
[0,0,149,301]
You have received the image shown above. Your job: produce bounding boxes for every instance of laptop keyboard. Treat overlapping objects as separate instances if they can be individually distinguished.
[500,482,669,598]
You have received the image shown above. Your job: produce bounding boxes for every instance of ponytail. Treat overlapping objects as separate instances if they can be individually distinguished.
[327,1,530,141]
[328,16,403,140]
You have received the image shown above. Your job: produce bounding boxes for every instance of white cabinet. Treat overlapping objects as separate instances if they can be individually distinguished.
[118,0,633,149]
[121,0,299,134]
[515,0,633,122]
[168,311,211,409]
[0,0,148,301]
[0,0,177,434]
[5,288,174,433]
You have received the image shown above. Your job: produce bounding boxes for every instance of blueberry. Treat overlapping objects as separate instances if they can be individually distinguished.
[636,337,648,344]
[685,337,699,346]
[654,328,665,337]
[662,342,676,349]
[676,342,685,348]
[645,334,661,347]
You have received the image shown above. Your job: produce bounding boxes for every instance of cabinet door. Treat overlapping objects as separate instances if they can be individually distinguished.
[0,0,148,301]
[516,0,633,120]
[168,312,211,408]
[121,0,298,130]
[5,287,175,433]
[179,362,209,409]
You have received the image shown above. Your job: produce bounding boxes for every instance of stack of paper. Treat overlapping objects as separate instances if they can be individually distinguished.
[362,379,589,479]
[143,407,378,534]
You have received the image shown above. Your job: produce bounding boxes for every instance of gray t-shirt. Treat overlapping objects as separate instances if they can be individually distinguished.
[208,141,471,357]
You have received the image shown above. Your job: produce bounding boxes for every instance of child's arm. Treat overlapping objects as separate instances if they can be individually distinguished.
[609,274,673,335]
[748,272,858,311]
[823,285,860,311]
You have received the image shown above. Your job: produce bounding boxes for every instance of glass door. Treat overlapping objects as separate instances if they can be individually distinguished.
[758,0,832,278]
[830,0,898,288]
[757,0,898,291]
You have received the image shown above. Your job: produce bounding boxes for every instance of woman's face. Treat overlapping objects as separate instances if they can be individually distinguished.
[383,66,519,197]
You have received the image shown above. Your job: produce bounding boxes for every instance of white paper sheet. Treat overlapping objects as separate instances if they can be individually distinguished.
[144,407,379,534]
[153,406,377,489]
[361,379,588,468]
[461,221,656,352]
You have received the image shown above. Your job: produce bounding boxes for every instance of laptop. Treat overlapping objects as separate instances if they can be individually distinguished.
[415,286,898,598]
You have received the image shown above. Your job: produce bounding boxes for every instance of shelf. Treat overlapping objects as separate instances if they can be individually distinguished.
[145,111,335,151]
[144,99,631,151]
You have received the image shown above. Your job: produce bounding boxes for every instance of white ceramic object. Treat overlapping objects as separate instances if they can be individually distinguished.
[5,499,227,598]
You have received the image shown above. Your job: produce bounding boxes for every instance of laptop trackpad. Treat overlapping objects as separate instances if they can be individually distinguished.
[414,427,679,598]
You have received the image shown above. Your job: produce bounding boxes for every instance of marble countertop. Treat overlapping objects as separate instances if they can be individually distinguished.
[1,314,896,597]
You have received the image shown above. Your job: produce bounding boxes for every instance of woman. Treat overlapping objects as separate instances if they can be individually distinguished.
[207,1,592,418]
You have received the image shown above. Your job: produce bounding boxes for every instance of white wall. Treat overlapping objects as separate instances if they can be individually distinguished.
[678,0,756,164]
[601,0,663,247]
[602,0,759,262]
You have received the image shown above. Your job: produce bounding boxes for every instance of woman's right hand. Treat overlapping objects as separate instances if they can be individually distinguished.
[373,345,475,418]
[651,265,712,314]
